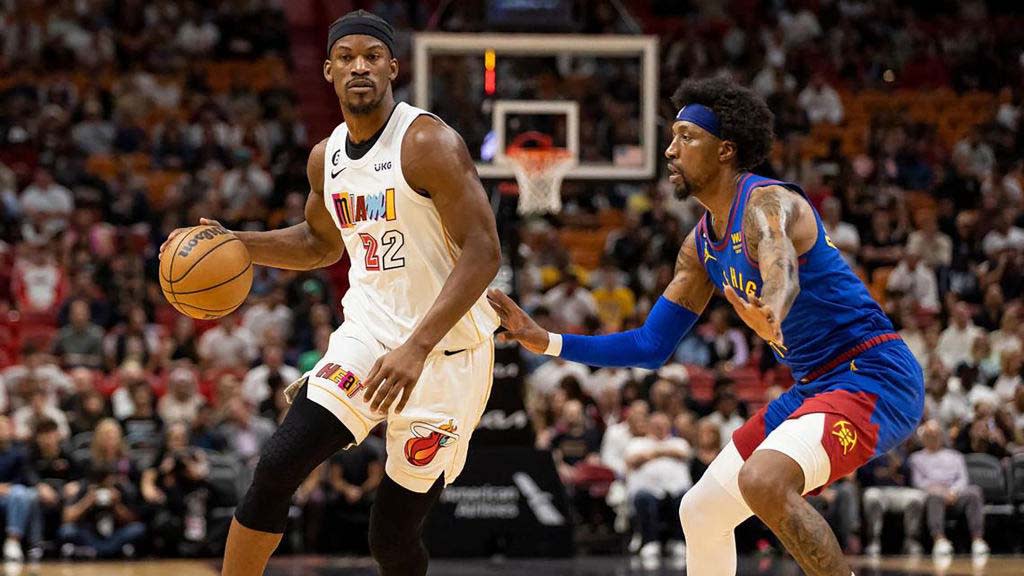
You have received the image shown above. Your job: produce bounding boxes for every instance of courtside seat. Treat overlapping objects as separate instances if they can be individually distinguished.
[965,453,1013,516]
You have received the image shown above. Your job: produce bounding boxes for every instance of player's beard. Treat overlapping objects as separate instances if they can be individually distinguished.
[673,173,694,200]
[344,89,386,116]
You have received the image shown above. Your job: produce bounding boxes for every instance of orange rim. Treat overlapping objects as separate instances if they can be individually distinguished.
[506,147,573,175]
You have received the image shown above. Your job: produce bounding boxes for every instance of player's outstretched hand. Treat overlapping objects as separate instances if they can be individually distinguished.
[486,289,549,354]
[362,342,429,414]
[723,285,785,348]
[159,218,223,258]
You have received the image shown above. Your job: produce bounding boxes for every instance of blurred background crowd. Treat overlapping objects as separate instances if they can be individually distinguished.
[0,0,1023,563]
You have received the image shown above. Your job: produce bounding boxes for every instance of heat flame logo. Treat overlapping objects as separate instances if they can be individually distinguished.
[404,419,459,467]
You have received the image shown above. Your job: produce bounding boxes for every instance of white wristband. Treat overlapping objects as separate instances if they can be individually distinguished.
[544,332,563,356]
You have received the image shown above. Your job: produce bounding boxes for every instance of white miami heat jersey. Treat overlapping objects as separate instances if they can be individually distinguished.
[322,102,499,352]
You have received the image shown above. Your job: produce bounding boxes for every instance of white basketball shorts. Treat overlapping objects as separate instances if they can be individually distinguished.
[304,321,495,493]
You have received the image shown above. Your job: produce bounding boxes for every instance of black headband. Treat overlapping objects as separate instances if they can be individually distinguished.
[327,10,396,58]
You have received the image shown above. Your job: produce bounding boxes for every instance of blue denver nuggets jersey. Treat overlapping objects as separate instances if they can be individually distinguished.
[694,173,895,382]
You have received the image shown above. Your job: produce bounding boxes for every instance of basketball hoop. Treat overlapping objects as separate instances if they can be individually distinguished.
[503,132,576,215]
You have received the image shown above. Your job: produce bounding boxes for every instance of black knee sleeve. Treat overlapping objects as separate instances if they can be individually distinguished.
[234,456,297,533]
[368,512,408,566]
[235,383,354,533]
[368,475,444,576]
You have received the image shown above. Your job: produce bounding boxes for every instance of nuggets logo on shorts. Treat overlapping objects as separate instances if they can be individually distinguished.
[831,420,857,455]
[404,419,459,467]
[314,363,364,398]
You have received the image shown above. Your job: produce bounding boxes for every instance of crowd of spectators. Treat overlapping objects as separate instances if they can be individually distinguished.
[0,0,342,561]
[0,0,1022,564]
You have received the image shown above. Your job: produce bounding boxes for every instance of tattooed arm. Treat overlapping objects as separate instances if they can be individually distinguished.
[745,185,817,320]
[663,228,717,313]
[725,185,817,345]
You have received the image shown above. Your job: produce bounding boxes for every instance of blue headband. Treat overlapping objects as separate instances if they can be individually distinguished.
[676,104,722,139]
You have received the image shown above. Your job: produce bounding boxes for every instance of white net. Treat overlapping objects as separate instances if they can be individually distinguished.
[505,148,576,215]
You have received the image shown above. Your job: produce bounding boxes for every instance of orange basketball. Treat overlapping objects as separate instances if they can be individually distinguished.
[159,225,253,320]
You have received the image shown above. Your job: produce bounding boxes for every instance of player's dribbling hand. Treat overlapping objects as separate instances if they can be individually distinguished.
[723,285,785,348]
[486,289,549,354]
[159,218,224,257]
[362,342,429,414]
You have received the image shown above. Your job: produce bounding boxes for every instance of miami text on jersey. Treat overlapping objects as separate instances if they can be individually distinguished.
[331,188,397,228]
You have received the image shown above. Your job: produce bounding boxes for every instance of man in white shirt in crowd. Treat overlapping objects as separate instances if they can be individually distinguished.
[993,350,1022,402]
[886,247,939,314]
[541,273,598,330]
[217,397,276,471]
[19,168,73,243]
[982,212,1024,259]
[923,361,968,430]
[797,74,844,125]
[70,99,115,155]
[1,346,73,412]
[197,314,258,370]
[908,420,989,558]
[526,356,591,397]
[778,5,821,46]
[989,304,1022,362]
[820,197,860,268]
[218,148,273,222]
[704,390,746,449]
[898,312,928,368]
[906,210,951,270]
[602,400,649,478]
[158,366,206,426]
[242,345,301,406]
[936,302,984,371]
[601,401,649,537]
[586,366,635,400]
[12,386,69,440]
[624,412,691,563]
[176,5,220,56]
[751,62,797,99]
[952,128,995,180]
[241,287,293,348]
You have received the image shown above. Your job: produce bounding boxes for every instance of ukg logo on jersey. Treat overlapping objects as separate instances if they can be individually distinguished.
[331,188,397,228]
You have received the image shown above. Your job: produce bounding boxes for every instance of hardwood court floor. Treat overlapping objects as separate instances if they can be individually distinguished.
[10,555,1024,575]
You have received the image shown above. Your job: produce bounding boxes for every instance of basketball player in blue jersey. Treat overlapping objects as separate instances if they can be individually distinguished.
[489,77,924,576]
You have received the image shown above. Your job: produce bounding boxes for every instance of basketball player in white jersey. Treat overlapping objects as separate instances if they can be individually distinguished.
[161,10,500,576]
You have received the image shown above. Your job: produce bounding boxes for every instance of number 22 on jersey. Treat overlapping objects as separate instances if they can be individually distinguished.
[359,230,406,271]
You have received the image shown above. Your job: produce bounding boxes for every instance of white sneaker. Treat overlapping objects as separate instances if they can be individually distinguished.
[903,539,923,556]
[667,540,686,558]
[865,541,881,557]
[639,541,661,560]
[932,538,953,557]
[639,541,661,570]
[971,539,989,557]
[2,539,22,563]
